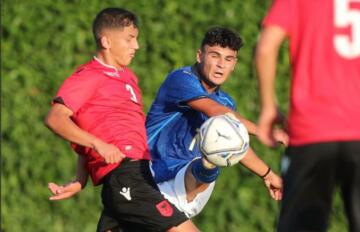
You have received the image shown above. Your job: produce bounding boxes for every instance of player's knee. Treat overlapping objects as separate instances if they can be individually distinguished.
[191,158,220,183]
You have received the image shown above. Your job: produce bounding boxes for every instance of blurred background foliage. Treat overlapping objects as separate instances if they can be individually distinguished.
[1,0,347,231]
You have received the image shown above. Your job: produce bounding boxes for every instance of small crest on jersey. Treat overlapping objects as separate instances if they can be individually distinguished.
[103,71,120,78]
[156,200,174,217]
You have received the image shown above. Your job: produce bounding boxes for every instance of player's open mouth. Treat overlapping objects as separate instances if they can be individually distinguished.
[214,72,223,78]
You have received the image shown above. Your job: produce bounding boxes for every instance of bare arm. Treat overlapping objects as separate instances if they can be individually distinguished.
[255,25,287,147]
[239,148,269,176]
[187,98,258,135]
[240,148,282,200]
[45,103,125,164]
[48,156,89,200]
[45,103,99,148]
[188,98,283,200]
[188,97,287,145]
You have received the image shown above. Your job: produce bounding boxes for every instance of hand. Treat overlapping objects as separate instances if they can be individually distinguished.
[93,139,125,164]
[273,128,289,147]
[262,171,283,201]
[48,181,82,201]
[258,108,284,147]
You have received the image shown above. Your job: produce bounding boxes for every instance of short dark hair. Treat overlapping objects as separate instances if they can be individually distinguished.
[92,8,138,49]
[201,27,243,51]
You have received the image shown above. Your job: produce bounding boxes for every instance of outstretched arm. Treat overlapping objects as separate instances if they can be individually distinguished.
[255,25,288,147]
[188,98,258,135]
[187,97,288,145]
[239,148,282,200]
[48,155,89,200]
[188,99,283,200]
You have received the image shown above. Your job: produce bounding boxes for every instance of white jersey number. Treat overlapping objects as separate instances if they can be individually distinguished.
[334,0,360,59]
[125,84,138,103]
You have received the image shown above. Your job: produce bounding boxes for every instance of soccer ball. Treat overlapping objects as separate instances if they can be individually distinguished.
[199,113,250,167]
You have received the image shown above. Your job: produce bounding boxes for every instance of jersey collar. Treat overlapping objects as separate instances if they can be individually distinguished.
[93,56,124,78]
[93,56,124,72]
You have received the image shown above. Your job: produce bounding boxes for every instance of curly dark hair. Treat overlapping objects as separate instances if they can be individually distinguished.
[201,27,243,51]
[92,8,138,49]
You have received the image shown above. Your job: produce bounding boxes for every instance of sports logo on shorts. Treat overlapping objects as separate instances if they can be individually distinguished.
[156,200,173,217]
[119,187,131,201]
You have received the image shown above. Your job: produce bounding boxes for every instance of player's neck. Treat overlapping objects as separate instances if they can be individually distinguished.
[201,80,218,93]
[96,52,124,71]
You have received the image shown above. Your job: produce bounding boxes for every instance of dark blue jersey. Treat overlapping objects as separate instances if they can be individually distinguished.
[146,66,236,183]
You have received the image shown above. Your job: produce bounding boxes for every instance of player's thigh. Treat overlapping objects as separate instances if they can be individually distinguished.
[279,143,338,231]
[157,161,215,218]
[101,160,188,232]
[339,141,360,232]
[338,141,360,199]
[97,207,147,232]
[282,143,338,197]
[97,208,119,232]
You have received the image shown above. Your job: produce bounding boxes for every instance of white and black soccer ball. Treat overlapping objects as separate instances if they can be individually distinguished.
[199,114,250,167]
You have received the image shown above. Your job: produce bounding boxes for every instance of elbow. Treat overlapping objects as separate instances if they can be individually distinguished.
[44,104,72,131]
[44,109,63,131]
[44,113,55,130]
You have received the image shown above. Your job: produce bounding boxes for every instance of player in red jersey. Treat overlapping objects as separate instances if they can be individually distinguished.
[45,7,199,232]
[256,0,360,231]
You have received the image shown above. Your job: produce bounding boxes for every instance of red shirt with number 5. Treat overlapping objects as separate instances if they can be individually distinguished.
[263,0,360,145]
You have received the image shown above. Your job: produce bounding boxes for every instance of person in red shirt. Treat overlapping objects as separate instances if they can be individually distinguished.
[45,7,199,232]
[256,0,360,231]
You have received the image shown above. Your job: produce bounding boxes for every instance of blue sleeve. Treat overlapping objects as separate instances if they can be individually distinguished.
[162,69,209,107]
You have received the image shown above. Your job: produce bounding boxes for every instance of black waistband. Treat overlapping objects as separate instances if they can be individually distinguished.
[119,158,149,167]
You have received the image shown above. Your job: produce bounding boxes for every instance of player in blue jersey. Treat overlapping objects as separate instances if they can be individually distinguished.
[146,26,287,218]
[48,26,288,221]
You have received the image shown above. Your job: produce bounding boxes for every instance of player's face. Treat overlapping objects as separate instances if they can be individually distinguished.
[197,45,237,91]
[105,25,139,67]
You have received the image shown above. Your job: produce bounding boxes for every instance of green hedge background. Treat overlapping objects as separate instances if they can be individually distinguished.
[1,0,347,231]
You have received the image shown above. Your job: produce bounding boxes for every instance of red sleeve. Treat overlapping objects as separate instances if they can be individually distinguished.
[263,0,295,34]
[54,69,103,114]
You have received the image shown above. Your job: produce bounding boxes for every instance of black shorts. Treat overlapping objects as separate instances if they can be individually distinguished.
[278,141,360,232]
[97,159,188,232]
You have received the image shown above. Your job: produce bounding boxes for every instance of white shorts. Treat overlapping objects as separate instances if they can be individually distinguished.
[150,161,215,218]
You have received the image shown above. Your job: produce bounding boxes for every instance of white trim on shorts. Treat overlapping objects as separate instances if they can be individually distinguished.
[149,160,215,218]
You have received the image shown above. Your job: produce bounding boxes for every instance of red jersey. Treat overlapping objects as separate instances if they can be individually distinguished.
[264,0,360,145]
[55,57,150,185]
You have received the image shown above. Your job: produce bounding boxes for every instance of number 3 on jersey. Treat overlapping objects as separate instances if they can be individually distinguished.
[334,0,360,59]
[125,84,138,103]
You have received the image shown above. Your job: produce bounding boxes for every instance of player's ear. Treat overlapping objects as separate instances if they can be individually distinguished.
[230,57,237,71]
[196,49,203,63]
[100,36,111,49]
[231,61,237,71]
